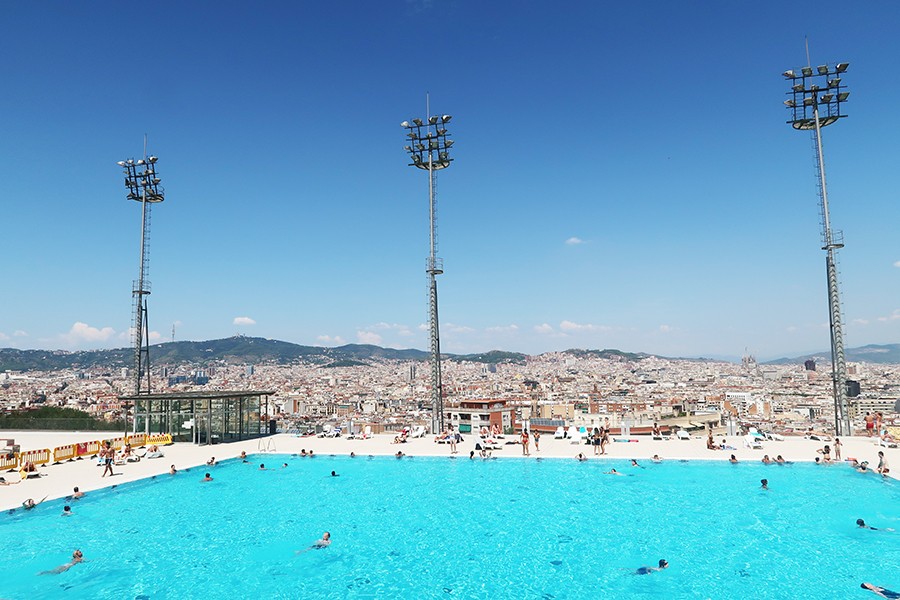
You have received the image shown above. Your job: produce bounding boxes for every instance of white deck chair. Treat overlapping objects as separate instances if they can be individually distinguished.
[744,435,763,450]
[410,425,426,438]
[553,426,565,439]
[676,430,691,441]
[569,427,583,444]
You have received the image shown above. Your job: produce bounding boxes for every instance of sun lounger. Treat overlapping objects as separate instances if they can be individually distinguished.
[569,427,584,444]
[553,426,565,439]
[410,426,426,438]
[764,431,784,441]
[744,435,763,450]
[676,430,690,441]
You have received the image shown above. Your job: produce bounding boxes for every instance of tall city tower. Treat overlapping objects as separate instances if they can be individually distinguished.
[402,110,454,434]
[117,153,165,396]
[782,61,852,435]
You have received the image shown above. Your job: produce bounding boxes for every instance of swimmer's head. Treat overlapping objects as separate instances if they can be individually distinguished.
[658,559,668,568]
[857,519,866,526]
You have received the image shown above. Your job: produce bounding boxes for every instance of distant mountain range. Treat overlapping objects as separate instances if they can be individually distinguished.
[763,344,900,366]
[2,337,899,372]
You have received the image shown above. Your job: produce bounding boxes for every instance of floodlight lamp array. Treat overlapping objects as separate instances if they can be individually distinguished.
[120,156,165,203]
[401,115,453,170]
[783,62,850,130]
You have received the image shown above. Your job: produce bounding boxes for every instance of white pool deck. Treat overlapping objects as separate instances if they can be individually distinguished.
[0,430,895,511]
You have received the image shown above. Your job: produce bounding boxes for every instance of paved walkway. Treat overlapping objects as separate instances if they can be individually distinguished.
[1,429,894,511]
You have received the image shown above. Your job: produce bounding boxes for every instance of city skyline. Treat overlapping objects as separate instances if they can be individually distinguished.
[2,2,900,360]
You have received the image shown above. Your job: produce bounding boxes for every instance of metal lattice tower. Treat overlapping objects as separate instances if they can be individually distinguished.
[117,154,165,397]
[783,61,852,435]
[402,111,454,434]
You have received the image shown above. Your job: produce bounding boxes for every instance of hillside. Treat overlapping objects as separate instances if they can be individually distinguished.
[764,344,900,366]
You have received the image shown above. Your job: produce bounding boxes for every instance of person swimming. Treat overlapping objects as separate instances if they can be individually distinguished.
[39,550,83,575]
[760,479,768,490]
[636,559,669,575]
[297,532,331,554]
[861,583,900,598]
[858,519,895,532]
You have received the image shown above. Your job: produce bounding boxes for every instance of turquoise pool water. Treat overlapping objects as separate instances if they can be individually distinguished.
[1,455,898,599]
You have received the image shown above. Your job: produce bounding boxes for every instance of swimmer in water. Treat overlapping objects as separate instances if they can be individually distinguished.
[22,496,47,510]
[39,550,83,575]
[636,559,669,575]
[861,583,900,599]
[297,531,331,554]
[760,479,768,490]
[605,469,623,476]
[858,519,895,532]
[202,473,213,482]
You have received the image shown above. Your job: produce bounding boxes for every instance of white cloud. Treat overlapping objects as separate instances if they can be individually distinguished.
[233,316,256,326]
[0,332,8,341]
[559,320,611,333]
[148,331,162,341]
[877,309,900,323]
[357,331,382,345]
[851,318,869,326]
[659,324,673,333]
[366,322,414,336]
[786,326,799,332]
[417,323,428,331]
[486,324,519,333]
[317,334,346,345]
[534,323,554,334]
[445,323,476,334]
[894,260,900,268]
[565,237,584,246]
[61,322,116,347]
[13,330,27,337]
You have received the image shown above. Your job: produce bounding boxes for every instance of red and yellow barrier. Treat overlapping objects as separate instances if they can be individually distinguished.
[0,452,17,472]
[105,437,125,451]
[76,440,101,459]
[125,433,147,448]
[146,433,173,446]
[52,444,77,464]
[18,448,51,468]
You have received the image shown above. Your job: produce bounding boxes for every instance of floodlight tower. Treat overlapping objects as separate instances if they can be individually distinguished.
[782,61,852,435]
[402,112,454,434]
[117,154,165,396]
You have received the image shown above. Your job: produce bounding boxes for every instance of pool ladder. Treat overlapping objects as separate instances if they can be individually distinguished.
[258,438,276,453]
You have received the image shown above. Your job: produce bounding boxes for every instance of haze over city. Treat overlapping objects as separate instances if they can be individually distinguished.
[2,2,899,360]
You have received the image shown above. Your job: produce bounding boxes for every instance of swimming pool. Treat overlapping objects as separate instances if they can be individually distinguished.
[1,456,898,599]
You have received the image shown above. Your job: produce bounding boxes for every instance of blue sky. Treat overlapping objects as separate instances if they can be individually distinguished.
[1,1,899,360]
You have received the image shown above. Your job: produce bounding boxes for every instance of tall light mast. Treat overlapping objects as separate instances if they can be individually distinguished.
[402,112,454,434]
[117,153,165,396]
[782,61,852,435]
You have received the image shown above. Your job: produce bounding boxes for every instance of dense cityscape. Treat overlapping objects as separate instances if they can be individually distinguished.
[3,343,898,436]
